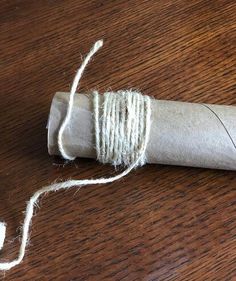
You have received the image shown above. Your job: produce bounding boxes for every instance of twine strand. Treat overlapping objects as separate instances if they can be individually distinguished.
[0,40,151,271]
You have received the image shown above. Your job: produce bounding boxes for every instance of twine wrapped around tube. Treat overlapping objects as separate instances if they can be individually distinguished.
[0,38,236,272]
[93,91,151,167]
[48,92,236,171]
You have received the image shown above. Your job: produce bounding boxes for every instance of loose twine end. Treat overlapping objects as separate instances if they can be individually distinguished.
[0,223,6,251]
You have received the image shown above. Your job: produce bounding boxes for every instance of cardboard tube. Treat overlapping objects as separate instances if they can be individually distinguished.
[47,92,236,170]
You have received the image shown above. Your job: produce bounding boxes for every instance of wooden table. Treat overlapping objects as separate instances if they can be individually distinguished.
[0,1,235,280]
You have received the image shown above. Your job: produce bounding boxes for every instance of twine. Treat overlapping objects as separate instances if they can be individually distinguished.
[0,40,151,270]
[94,90,151,167]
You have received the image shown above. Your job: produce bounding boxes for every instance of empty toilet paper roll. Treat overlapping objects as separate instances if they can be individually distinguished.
[48,92,236,170]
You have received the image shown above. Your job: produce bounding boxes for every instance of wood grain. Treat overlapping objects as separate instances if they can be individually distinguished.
[0,0,235,280]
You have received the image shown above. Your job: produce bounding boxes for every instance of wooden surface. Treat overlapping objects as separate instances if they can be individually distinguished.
[0,0,235,280]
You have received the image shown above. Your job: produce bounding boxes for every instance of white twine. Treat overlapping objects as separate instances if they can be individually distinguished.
[0,223,6,251]
[94,90,150,167]
[0,40,151,270]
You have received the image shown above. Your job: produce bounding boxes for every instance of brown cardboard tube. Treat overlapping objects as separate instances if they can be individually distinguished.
[48,92,236,170]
